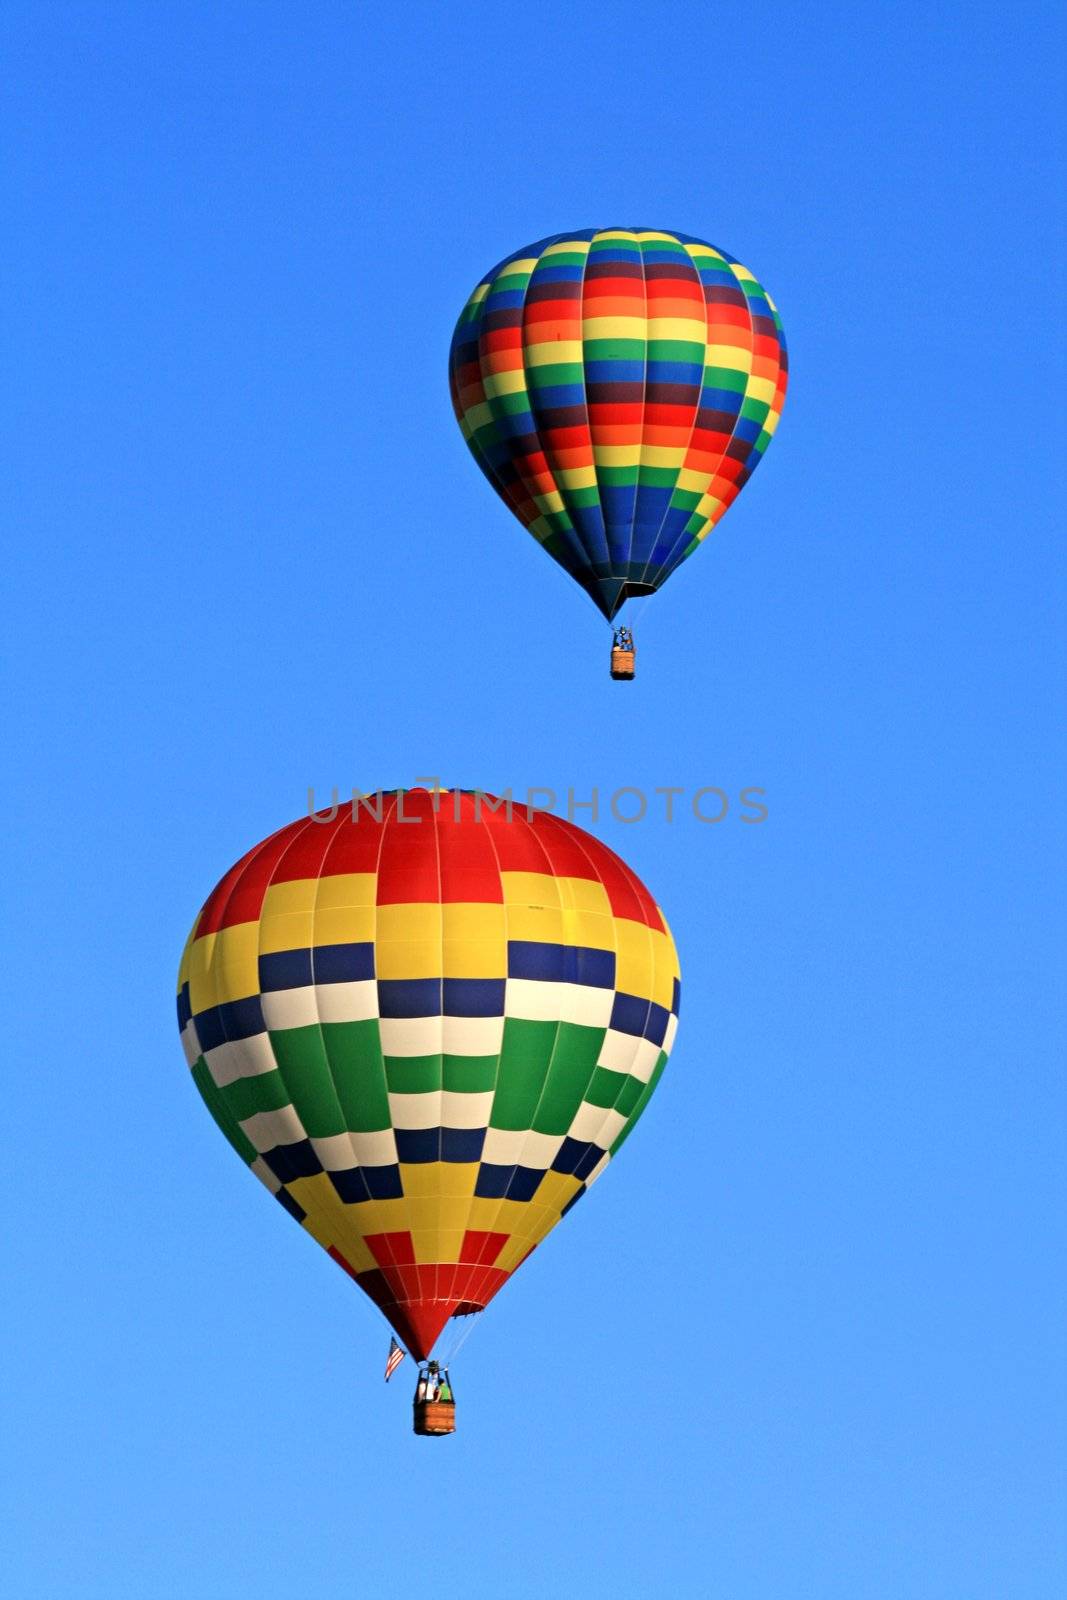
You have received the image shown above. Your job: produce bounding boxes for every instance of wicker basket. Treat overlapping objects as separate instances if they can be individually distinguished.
[413,1399,456,1436]
[610,648,636,680]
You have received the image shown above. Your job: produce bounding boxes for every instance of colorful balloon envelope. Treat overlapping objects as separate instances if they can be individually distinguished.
[449,227,788,622]
[177,791,681,1360]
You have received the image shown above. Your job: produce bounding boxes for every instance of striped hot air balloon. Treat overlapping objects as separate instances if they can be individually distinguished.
[177,791,681,1366]
[449,227,788,633]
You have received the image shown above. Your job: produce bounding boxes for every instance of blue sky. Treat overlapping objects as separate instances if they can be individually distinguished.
[3,3,1064,1596]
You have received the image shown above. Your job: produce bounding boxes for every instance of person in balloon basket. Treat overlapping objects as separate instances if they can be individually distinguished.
[415,1365,454,1405]
[416,1365,443,1404]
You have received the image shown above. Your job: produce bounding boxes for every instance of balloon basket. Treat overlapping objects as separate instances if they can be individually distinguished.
[610,647,635,680]
[413,1399,456,1436]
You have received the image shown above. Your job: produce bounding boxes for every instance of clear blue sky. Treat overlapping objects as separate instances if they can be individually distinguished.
[3,4,1064,1597]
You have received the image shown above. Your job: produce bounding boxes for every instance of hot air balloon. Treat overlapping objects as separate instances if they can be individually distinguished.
[448,228,788,677]
[177,789,681,1433]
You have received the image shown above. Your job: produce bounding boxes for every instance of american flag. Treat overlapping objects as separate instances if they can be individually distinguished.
[384,1337,406,1382]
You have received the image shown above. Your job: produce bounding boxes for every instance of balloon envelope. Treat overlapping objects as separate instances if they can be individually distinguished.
[177,791,681,1358]
[449,227,788,620]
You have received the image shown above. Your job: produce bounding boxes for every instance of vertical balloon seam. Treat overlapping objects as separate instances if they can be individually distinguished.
[514,808,584,1253]
[680,248,754,570]
[463,793,508,1318]
[414,790,443,1317]
[293,815,352,1212]
[566,233,601,608]
[661,233,731,584]
[574,229,613,580]
[643,242,754,588]
[429,789,449,1313]
[525,235,610,583]
[224,821,313,1189]
[515,809,584,1256]
[634,234,712,595]
[314,812,364,1212]
[254,815,329,1227]
[590,897,649,1181]
[524,227,605,594]
[580,231,625,619]
[483,245,562,573]
[574,233,610,617]
[515,811,609,1228]
[471,261,525,514]
[430,793,451,1318]
[517,240,598,593]
[518,806,591,1241]
[450,284,528,546]
[725,261,779,556]
[361,800,395,1312]
[471,803,562,1275]
[312,809,368,1254]
[621,857,665,1162]
[196,824,297,1180]
[370,794,404,1302]
[180,924,268,1172]
[429,789,446,1287]
[635,230,664,597]
[718,253,764,560]
[736,274,788,527]
[356,802,395,1302]
[192,830,276,1178]
[712,259,785,559]
[561,812,659,1176]
[263,817,336,1206]
[623,231,650,596]
[671,243,748,576]
[466,790,515,1316]
[611,1048,669,1162]
[707,247,757,561]
[470,793,516,1306]
[521,242,566,570]
[477,251,590,595]
[449,339,510,512]
[587,826,668,1165]
[300,797,389,1296]
[176,923,218,1140]
[512,809,578,1230]
[629,230,665,597]
[718,251,758,552]
[457,791,506,1312]
[659,252,768,585]
[603,839,679,1160]
[386,795,421,1306]
[615,228,647,617]
[516,242,584,587]
[570,230,614,579]
[539,807,627,1202]
[185,977,256,1169]
[587,835,656,1178]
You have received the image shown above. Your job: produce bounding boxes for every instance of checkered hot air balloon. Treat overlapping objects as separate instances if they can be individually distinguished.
[449,228,788,627]
[177,790,681,1367]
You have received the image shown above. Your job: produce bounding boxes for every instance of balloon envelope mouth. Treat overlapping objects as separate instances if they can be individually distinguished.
[606,580,658,620]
